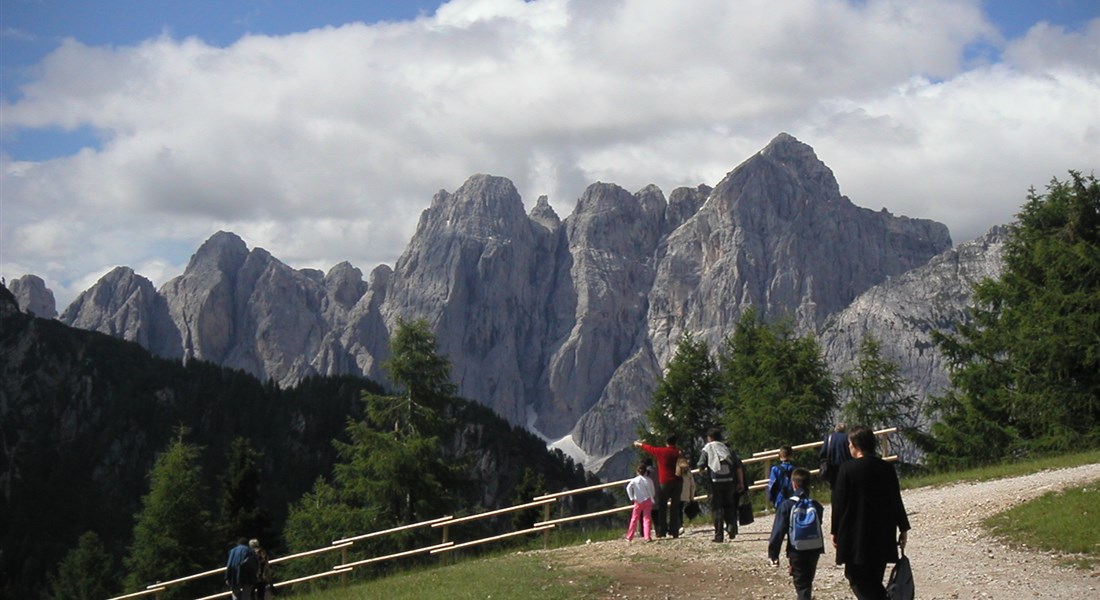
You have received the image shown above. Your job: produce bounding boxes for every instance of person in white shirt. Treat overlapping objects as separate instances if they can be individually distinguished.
[625,463,657,541]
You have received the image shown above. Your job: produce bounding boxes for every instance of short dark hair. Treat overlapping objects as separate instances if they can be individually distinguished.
[636,464,647,475]
[707,428,723,442]
[665,433,678,446]
[848,426,877,455]
[779,445,793,459]
[791,467,811,491]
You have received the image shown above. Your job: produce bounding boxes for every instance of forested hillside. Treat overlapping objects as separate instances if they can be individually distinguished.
[0,286,589,598]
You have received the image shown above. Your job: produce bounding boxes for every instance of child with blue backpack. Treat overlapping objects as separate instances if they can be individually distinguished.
[767,467,825,600]
[767,445,796,509]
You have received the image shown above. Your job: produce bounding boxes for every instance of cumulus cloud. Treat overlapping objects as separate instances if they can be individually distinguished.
[2,0,1098,309]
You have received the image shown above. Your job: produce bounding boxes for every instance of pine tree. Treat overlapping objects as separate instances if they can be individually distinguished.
[511,468,547,530]
[644,332,720,459]
[284,320,465,566]
[44,531,117,600]
[217,437,270,544]
[122,428,215,598]
[717,308,837,455]
[930,173,1100,466]
[839,335,922,457]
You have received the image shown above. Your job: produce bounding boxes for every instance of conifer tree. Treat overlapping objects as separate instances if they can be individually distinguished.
[930,173,1100,466]
[644,332,720,459]
[217,437,270,543]
[123,427,215,598]
[839,335,921,456]
[284,319,465,563]
[717,308,837,455]
[44,531,117,600]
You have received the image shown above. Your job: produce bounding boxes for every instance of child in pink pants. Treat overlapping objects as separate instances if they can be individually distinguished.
[625,464,657,541]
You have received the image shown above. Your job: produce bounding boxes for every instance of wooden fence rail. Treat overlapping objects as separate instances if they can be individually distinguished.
[109,426,898,600]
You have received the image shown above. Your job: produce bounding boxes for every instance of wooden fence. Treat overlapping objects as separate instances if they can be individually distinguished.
[108,427,898,599]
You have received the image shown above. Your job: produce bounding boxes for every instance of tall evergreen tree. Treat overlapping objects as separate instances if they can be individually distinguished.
[644,332,720,460]
[511,468,547,530]
[123,428,215,599]
[284,320,465,566]
[217,437,270,544]
[930,173,1100,466]
[44,531,117,600]
[717,308,837,455]
[839,335,922,457]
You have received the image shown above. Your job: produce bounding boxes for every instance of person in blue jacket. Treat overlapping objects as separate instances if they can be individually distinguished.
[768,467,825,600]
[225,537,257,600]
[767,445,796,509]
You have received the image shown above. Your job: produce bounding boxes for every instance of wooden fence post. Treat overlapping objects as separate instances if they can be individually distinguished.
[341,546,348,587]
[542,503,552,549]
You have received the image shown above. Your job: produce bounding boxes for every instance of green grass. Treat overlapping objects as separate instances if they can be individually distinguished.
[900,448,1100,490]
[984,483,1100,569]
[288,547,612,600]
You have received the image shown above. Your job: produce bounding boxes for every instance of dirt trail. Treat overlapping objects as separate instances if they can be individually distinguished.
[530,464,1100,599]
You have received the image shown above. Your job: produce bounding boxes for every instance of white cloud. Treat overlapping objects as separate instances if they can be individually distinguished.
[2,0,1099,309]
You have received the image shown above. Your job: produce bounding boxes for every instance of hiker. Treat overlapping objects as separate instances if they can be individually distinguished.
[767,445,796,509]
[677,454,700,527]
[768,467,825,600]
[249,538,274,600]
[832,426,911,600]
[639,456,661,536]
[625,463,657,542]
[819,423,852,489]
[697,428,743,542]
[225,537,257,600]
[634,434,684,538]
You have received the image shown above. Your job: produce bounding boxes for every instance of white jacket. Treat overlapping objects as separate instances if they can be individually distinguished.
[626,474,657,503]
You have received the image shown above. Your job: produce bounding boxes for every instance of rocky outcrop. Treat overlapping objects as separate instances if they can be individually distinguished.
[644,133,951,365]
[570,134,952,463]
[39,134,974,472]
[818,226,1007,401]
[9,274,56,319]
[60,267,179,356]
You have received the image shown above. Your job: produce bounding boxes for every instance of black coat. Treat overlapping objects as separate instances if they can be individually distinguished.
[831,455,910,566]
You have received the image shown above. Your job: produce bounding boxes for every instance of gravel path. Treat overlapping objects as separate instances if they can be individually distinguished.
[535,463,1100,599]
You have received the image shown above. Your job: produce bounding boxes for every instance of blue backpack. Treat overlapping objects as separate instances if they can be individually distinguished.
[788,496,824,551]
[767,462,794,505]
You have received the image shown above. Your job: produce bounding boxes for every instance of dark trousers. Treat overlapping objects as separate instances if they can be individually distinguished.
[708,479,737,541]
[657,479,683,537]
[845,562,888,600]
[789,553,820,600]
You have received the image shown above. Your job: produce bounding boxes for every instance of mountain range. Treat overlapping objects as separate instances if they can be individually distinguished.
[12,133,1005,474]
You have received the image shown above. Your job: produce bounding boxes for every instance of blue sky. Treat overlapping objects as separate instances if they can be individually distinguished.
[2,0,1099,308]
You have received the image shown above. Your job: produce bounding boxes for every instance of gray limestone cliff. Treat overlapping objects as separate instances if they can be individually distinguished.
[818,226,1007,403]
[39,134,980,474]
[10,274,57,319]
[569,133,952,465]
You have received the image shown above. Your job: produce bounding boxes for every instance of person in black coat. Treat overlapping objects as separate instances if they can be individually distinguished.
[830,426,910,600]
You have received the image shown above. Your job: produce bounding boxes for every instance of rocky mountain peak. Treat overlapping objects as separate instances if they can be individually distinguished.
[324,262,367,309]
[529,195,561,231]
[9,274,57,318]
[751,131,841,198]
[418,174,528,239]
[186,230,250,277]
